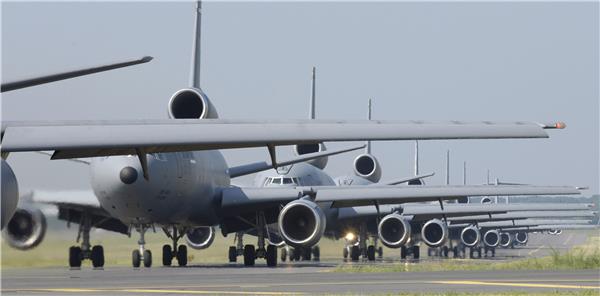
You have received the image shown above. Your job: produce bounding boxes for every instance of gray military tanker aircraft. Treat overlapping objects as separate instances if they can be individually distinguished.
[1,1,579,268]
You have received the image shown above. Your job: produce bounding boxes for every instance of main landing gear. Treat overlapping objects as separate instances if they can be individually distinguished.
[400,245,420,260]
[69,212,104,268]
[131,225,152,268]
[282,245,320,262]
[344,223,382,262]
[162,226,188,267]
[228,213,277,267]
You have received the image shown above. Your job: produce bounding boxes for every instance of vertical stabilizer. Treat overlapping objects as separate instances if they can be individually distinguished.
[445,150,450,185]
[309,67,316,119]
[190,1,202,89]
[366,99,372,154]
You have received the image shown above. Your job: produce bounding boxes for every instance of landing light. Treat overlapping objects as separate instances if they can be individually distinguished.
[345,232,355,242]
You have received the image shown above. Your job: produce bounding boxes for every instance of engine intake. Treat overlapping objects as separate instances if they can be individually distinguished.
[185,226,215,250]
[483,230,500,247]
[294,143,328,169]
[168,88,218,119]
[1,160,19,229]
[460,225,481,247]
[353,154,382,183]
[499,232,512,248]
[515,231,528,244]
[3,207,46,250]
[421,219,448,248]
[377,213,411,248]
[278,199,325,247]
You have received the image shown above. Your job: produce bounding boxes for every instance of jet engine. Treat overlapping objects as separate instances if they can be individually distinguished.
[515,231,528,244]
[548,229,562,235]
[460,225,481,247]
[185,226,215,250]
[293,143,328,169]
[377,213,411,248]
[483,230,500,247]
[353,154,382,183]
[499,232,513,248]
[278,199,325,247]
[421,219,448,248]
[3,206,46,250]
[168,88,219,119]
[1,160,19,229]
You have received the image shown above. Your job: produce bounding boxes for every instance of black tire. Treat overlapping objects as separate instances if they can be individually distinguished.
[469,247,474,259]
[91,245,105,268]
[302,247,311,261]
[412,246,420,260]
[477,247,482,259]
[491,248,496,258]
[132,250,141,268]
[162,245,173,266]
[350,246,360,262]
[229,246,237,263]
[143,250,152,268]
[69,246,82,268]
[293,248,301,261]
[367,246,375,261]
[452,246,459,258]
[280,247,287,262]
[312,246,320,261]
[377,246,383,258]
[400,246,407,259]
[442,246,449,258]
[342,247,349,259]
[176,245,187,266]
[266,245,277,267]
[243,245,255,266]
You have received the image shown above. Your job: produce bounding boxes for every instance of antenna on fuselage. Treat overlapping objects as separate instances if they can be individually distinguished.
[366,99,373,154]
[190,0,202,89]
[309,66,316,119]
[445,149,450,185]
[463,161,467,185]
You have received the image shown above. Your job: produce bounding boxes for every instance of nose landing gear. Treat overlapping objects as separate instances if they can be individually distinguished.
[131,225,152,268]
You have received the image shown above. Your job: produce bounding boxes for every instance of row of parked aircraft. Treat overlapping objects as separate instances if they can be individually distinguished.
[1,1,595,268]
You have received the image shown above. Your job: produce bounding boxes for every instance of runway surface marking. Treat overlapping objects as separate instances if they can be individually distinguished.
[3,288,303,295]
[563,233,574,246]
[432,280,600,290]
[528,245,545,256]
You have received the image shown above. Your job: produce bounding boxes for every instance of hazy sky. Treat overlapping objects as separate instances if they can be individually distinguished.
[2,1,598,194]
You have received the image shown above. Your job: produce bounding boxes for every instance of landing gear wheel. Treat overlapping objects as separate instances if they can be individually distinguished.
[176,245,187,266]
[293,248,301,261]
[312,246,320,261]
[367,246,376,261]
[377,246,383,258]
[280,247,287,262]
[162,245,173,266]
[343,247,349,259]
[452,246,459,258]
[442,246,449,258]
[229,246,237,263]
[266,245,277,267]
[69,246,82,268]
[400,246,407,259]
[91,245,104,268]
[412,246,420,260]
[302,247,312,261]
[477,247,482,259]
[132,250,141,268]
[469,247,474,259]
[243,245,255,266]
[143,250,152,268]
[491,247,496,258]
[350,246,360,262]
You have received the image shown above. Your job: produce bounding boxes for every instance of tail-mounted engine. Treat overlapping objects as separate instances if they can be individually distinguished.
[278,199,326,247]
[168,88,219,119]
[293,143,328,169]
[353,154,382,183]
[3,206,47,250]
[377,213,411,248]
[460,225,481,247]
[185,226,215,250]
[421,219,448,248]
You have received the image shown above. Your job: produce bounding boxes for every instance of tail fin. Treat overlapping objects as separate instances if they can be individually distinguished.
[366,99,372,154]
[190,1,202,89]
[309,67,316,119]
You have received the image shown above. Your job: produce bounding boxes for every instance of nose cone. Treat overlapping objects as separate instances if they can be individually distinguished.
[119,166,138,184]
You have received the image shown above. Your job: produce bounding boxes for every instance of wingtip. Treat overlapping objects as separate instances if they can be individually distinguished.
[140,56,154,63]
[542,122,567,129]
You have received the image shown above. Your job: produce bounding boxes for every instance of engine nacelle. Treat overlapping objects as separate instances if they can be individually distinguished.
[293,143,328,169]
[1,160,19,229]
[3,206,46,250]
[548,229,562,235]
[460,225,481,247]
[515,231,528,244]
[278,199,325,247]
[483,230,500,247]
[353,154,382,183]
[185,226,215,250]
[168,88,219,119]
[266,232,286,247]
[377,213,411,248]
[499,232,513,248]
[421,219,448,248]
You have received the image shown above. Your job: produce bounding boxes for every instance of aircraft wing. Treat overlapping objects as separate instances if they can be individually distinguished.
[451,219,592,230]
[499,225,599,232]
[220,185,581,212]
[1,120,563,159]
[447,210,596,224]
[24,190,128,235]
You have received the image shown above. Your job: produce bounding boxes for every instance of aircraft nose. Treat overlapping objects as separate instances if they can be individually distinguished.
[119,166,138,184]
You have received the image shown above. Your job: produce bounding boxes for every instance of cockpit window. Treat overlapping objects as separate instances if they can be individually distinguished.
[272,178,282,185]
[283,178,293,184]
